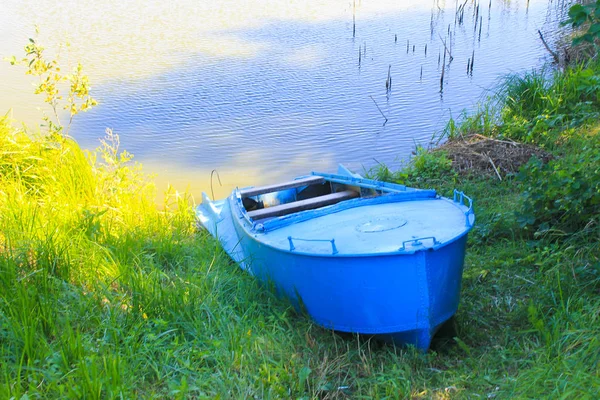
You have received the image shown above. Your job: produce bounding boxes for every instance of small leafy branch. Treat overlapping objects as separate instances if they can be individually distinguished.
[564,1,600,46]
[7,33,97,136]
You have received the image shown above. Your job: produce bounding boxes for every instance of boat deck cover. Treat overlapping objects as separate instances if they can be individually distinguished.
[254,198,470,256]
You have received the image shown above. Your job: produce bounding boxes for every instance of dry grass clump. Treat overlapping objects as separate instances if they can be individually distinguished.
[437,134,553,179]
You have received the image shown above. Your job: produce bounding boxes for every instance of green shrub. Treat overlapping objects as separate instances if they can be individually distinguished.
[517,137,600,232]
[565,0,600,46]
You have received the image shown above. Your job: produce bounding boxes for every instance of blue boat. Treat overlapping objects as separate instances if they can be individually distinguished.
[197,165,475,350]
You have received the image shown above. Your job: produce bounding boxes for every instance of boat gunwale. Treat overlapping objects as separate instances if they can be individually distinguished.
[229,193,475,258]
[235,172,441,233]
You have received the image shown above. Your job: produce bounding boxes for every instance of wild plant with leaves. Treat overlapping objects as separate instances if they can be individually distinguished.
[7,33,97,137]
[565,0,600,46]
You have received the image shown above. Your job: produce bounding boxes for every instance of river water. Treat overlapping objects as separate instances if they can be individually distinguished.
[0,0,571,200]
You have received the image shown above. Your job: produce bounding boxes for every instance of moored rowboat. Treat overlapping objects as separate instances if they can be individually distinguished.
[197,165,475,350]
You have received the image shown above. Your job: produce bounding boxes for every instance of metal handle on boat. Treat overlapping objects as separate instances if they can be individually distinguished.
[288,236,338,255]
[400,236,440,251]
[453,190,474,227]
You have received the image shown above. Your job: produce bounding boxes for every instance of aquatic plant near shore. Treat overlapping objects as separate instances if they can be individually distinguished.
[437,62,600,145]
[499,64,600,144]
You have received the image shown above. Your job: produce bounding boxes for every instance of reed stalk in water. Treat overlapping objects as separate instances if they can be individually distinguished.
[438,34,453,62]
[385,65,392,90]
[440,39,447,91]
[358,47,361,66]
[369,95,388,124]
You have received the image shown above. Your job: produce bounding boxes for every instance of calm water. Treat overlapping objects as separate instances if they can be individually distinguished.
[0,0,571,199]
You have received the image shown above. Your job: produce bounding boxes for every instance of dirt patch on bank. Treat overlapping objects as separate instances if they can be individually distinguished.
[436,134,553,178]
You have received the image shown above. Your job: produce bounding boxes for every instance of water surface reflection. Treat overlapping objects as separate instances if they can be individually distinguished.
[0,0,571,201]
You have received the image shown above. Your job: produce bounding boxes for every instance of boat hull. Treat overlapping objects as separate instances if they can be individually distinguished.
[229,204,468,350]
[197,169,474,350]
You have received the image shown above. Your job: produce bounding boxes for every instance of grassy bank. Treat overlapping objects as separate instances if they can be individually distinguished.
[2,62,600,400]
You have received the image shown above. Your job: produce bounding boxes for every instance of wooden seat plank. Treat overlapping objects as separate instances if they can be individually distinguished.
[248,190,359,220]
[240,176,325,198]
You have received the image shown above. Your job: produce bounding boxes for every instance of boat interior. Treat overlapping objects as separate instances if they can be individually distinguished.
[240,175,374,221]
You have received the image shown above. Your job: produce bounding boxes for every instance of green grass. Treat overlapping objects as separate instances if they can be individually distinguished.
[2,60,600,398]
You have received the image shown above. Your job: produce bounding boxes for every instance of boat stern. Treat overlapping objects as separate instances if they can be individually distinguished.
[196,192,251,271]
